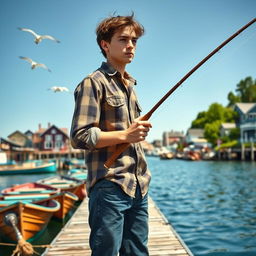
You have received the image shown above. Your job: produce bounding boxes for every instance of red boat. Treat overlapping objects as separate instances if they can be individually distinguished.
[1,182,59,197]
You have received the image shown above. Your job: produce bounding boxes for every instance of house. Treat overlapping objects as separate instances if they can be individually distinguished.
[185,128,209,147]
[162,130,184,147]
[7,130,33,148]
[234,103,256,143]
[220,123,237,137]
[39,124,69,151]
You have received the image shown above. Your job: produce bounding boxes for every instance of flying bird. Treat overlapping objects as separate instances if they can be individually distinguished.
[48,86,70,93]
[19,56,51,72]
[18,27,60,44]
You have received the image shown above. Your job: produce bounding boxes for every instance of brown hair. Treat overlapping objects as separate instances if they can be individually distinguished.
[96,13,145,57]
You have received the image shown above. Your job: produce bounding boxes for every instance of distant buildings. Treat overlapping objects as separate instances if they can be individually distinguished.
[0,123,83,162]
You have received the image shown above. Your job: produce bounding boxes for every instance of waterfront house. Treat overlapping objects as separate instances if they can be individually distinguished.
[220,123,237,137]
[38,124,69,151]
[185,128,209,147]
[234,103,256,142]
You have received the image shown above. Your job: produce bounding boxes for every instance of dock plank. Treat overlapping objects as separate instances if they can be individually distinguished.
[43,197,193,256]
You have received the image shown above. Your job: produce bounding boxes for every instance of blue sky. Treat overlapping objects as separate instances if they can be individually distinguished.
[0,0,255,142]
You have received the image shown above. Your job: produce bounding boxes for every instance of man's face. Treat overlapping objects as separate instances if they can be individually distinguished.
[102,26,138,65]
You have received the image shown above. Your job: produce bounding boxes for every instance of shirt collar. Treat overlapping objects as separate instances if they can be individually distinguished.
[100,62,137,85]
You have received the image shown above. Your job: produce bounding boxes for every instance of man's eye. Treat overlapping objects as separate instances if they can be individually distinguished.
[132,39,137,44]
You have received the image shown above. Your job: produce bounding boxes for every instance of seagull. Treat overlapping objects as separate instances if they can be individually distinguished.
[18,27,60,44]
[19,56,51,72]
[48,86,70,93]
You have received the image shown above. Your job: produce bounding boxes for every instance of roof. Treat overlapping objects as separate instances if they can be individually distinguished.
[221,123,236,129]
[235,103,255,114]
[0,137,22,147]
[8,130,30,140]
[40,124,69,138]
[186,128,204,137]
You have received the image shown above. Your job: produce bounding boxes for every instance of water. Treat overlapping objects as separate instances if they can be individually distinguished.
[0,160,256,255]
[147,157,256,256]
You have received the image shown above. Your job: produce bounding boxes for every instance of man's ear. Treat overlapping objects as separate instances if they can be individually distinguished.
[100,40,109,54]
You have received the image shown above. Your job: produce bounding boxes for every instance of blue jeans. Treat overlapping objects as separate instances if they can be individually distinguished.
[89,179,149,256]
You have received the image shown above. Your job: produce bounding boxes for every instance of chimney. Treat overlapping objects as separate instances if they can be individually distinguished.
[48,122,51,128]
[38,123,42,130]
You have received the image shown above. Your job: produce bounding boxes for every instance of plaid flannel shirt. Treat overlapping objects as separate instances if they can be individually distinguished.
[70,62,151,198]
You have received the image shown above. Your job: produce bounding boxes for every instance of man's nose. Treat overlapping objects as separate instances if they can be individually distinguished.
[127,40,134,47]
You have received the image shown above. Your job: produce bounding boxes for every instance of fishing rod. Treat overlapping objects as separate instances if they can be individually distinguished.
[104,17,256,168]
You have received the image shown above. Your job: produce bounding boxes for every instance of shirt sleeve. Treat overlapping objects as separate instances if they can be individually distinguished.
[70,77,102,150]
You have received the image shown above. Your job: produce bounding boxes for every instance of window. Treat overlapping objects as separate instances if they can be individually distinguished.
[45,135,52,141]
[55,134,63,149]
[45,141,53,149]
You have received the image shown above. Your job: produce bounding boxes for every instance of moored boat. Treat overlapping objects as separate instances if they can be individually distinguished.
[48,192,79,219]
[0,198,60,242]
[37,175,86,200]
[68,168,87,181]
[0,161,57,175]
[1,182,59,196]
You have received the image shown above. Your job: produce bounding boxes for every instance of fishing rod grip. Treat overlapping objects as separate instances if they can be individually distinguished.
[104,143,130,168]
[104,113,151,168]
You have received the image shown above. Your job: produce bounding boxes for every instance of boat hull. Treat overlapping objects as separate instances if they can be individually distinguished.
[49,192,79,219]
[0,199,60,242]
[37,175,86,200]
[0,162,57,175]
[1,182,59,196]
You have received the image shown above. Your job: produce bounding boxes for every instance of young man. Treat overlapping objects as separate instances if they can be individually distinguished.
[70,14,152,256]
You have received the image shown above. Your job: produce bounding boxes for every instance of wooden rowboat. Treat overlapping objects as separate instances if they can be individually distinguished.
[37,175,86,200]
[0,198,60,242]
[48,192,79,219]
[1,182,59,196]
[0,192,78,220]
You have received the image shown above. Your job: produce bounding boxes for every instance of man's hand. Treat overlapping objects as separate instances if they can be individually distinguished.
[125,118,152,143]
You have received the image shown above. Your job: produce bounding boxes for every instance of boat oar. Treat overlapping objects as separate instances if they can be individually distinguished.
[4,213,34,256]
[104,17,256,168]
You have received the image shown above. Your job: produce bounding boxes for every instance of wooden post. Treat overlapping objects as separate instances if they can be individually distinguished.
[251,140,254,161]
[241,143,245,161]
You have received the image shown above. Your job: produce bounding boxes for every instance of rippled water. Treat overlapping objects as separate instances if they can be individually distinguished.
[1,160,256,255]
[148,157,256,256]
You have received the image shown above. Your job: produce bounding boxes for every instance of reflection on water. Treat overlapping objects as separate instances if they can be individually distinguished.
[148,157,256,256]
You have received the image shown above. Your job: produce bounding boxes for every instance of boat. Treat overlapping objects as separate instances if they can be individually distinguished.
[0,191,78,220]
[37,175,86,200]
[68,168,87,181]
[62,158,87,170]
[48,192,79,219]
[160,152,174,160]
[1,182,59,196]
[0,161,57,175]
[0,198,60,242]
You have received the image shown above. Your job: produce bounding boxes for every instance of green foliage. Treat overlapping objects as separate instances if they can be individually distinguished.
[190,76,255,146]
[204,120,222,145]
[227,76,256,106]
[214,140,239,150]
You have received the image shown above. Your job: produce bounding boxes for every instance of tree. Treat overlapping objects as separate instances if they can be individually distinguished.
[204,120,222,145]
[227,76,256,106]
[190,103,237,145]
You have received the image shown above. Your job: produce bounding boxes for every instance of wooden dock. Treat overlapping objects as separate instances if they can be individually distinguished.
[42,197,193,256]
